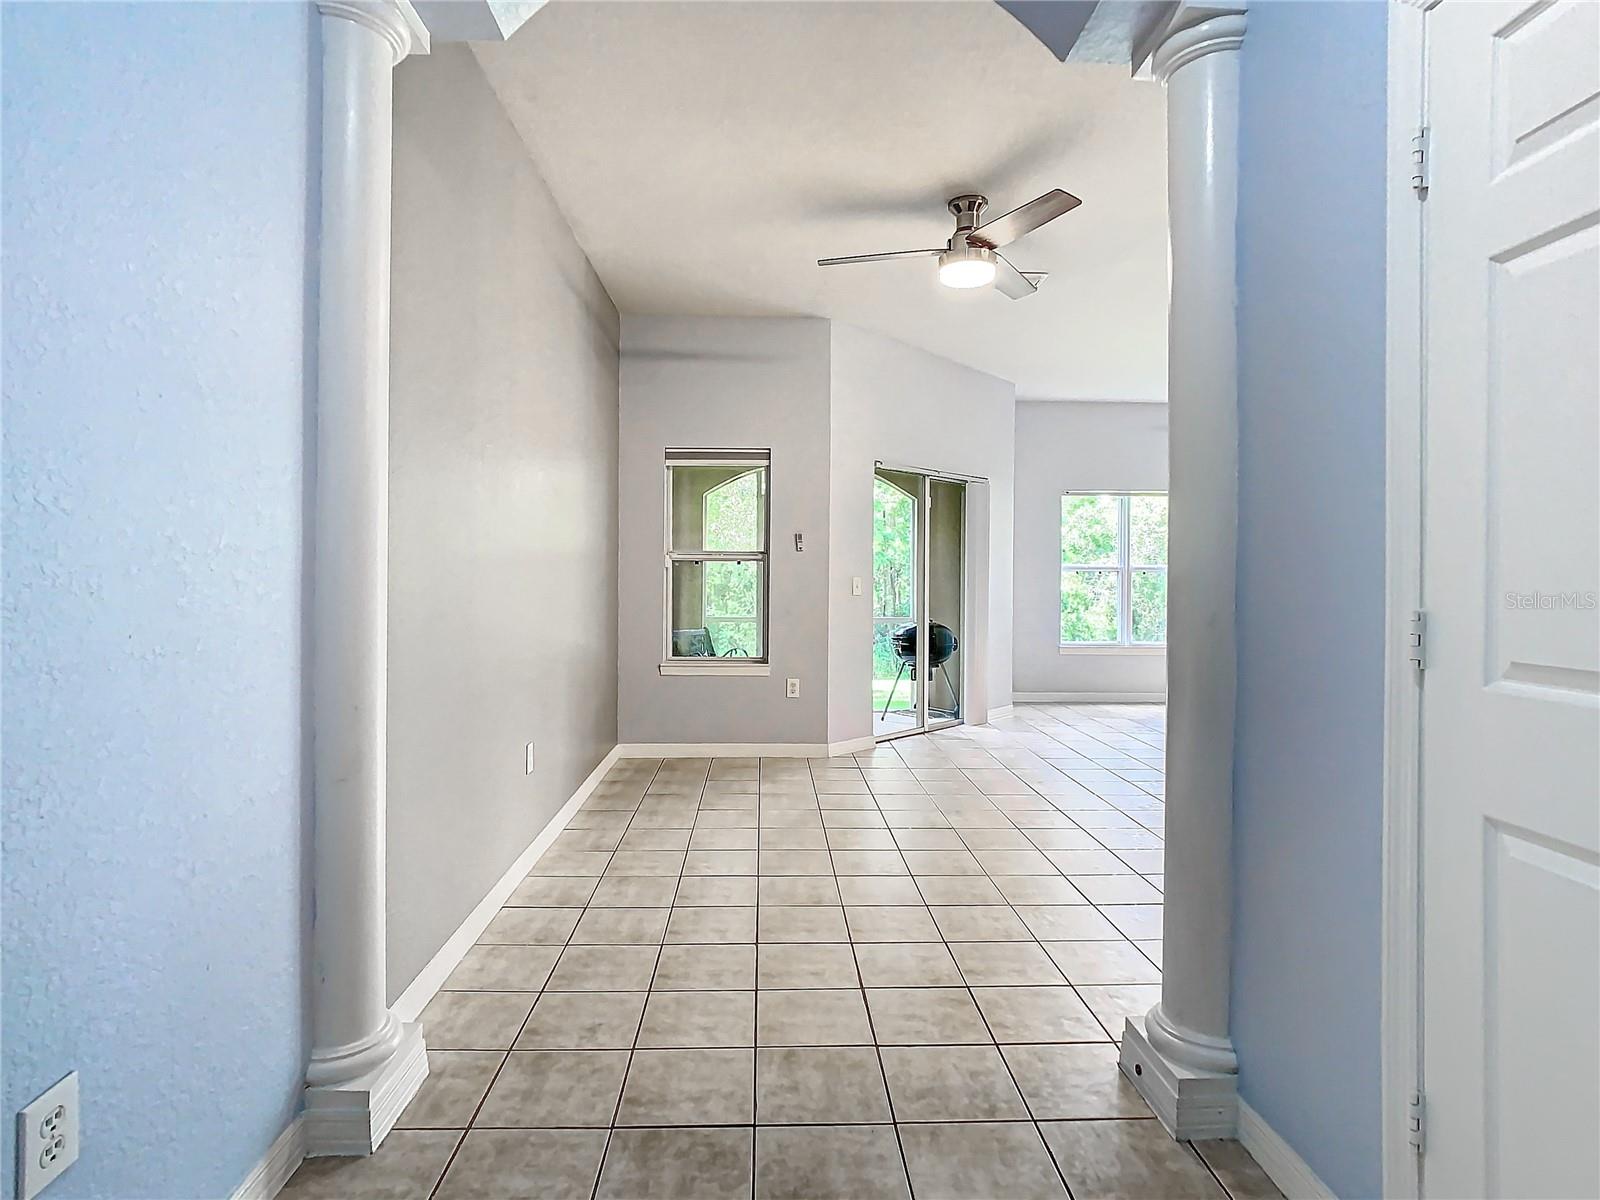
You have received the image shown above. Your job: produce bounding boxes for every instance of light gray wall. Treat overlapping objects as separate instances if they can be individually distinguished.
[1231,4,1388,1197]
[618,316,833,745]
[829,325,1017,742]
[1012,400,1168,698]
[387,46,620,999]
[2,6,313,1193]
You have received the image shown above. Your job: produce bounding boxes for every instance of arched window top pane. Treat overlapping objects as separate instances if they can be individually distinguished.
[703,469,764,552]
[669,462,767,554]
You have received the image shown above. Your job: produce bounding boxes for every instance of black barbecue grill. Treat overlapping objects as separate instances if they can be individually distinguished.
[881,621,959,719]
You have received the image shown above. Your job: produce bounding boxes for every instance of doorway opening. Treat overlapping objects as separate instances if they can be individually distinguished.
[872,466,965,740]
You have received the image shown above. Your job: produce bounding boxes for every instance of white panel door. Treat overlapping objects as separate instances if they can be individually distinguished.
[1420,3,1600,1198]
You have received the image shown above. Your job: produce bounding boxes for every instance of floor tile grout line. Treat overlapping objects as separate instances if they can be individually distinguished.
[819,750,921,1200]
[1036,1122,1082,1200]
[752,760,778,1195]
[411,713,1168,1200]
[426,759,658,1200]
[1003,827,1155,1042]
[918,852,1080,1199]
[461,1116,1159,1130]
[991,733,1165,969]
[587,754,675,1200]
[879,725,1157,1038]
[1194,1139,1245,1200]
[863,742,1159,1021]
[875,732,1121,1192]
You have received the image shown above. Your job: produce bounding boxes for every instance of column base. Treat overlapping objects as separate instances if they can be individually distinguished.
[304,1021,429,1157]
[1120,1015,1239,1140]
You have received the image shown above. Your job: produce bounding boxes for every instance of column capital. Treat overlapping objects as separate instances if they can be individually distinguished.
[1150,3,1246,82]
[318,0,430,63]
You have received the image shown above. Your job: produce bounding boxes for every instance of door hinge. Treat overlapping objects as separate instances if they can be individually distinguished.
[1408,610,1427,672]
[1408,1090,1426,1152]
[1411,126,1430,195]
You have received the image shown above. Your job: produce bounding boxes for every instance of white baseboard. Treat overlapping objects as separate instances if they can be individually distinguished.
[984,704,1016,721]
[1238,1099,1336,1200]
[1013,691,1168,703]
[233,746,626,1196]
[392,745,622,1022]
[615,738,875,758]
[230,1115,306,1200]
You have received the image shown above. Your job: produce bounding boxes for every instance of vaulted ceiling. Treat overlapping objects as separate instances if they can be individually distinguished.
[473,1,1169,401]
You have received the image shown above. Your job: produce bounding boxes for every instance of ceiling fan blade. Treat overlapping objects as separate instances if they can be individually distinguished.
[968,189,1082,249]
[817,248,943,267]
[994,253,1047,300]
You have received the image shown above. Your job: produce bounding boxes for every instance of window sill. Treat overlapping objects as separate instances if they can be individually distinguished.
[1057,645,1166,655]
[659,662,772,677]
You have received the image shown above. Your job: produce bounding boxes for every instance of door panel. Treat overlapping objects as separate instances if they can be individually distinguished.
[1420,4,1600,1197]
[873,469,923,737]
[927,478,965,727]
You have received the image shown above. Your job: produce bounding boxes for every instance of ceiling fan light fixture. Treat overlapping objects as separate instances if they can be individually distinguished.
[817,189,1078,300]
[937,244,997,289]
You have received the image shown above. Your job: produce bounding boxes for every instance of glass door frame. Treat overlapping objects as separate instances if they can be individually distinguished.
[872,464,970,743]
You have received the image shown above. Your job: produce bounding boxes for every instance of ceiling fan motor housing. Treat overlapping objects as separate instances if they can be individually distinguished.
[947,194,989,237]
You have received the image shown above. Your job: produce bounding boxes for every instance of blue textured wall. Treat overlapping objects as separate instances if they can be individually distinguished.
[2,4,314,1196]
[1232,3,1388,1196]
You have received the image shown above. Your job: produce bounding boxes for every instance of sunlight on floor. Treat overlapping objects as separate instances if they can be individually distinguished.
[283,703,1282,1200]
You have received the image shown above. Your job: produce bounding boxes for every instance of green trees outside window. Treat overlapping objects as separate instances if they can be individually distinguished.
[873,476,916,707]
[700,469,763,656]
[1060,493,1168,646]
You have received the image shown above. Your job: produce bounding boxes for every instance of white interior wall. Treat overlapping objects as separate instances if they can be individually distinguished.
[828,325,1017,743]
[1012,399,1169,700]
[615,317,1015,748]
[617,316,834,746]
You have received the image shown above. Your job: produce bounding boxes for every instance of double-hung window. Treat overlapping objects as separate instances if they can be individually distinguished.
[664,449,770,664]
[1060,492,1168,648]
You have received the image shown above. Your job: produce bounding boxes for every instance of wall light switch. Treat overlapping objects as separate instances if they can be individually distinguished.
[785,678,801,699]
[17,1071,78,1200]
[525,742,536,775]
[851,577,863,596]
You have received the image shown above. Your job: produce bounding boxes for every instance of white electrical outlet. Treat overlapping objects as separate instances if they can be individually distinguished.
[525,742,536,774]
[17,1072,78,1200]
[785,678,800,699]
[851,577,863,596]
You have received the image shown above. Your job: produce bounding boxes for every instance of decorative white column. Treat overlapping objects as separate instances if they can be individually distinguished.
[304,0,431,1158]
[1119,3,1247,1141]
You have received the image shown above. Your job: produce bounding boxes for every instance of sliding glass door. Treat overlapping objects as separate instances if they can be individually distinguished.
[872,466,965,740]
[873,469,922,736]
[926,477,964,728]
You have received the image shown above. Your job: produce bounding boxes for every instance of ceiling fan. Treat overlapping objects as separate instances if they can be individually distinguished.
[817,189,1081,298]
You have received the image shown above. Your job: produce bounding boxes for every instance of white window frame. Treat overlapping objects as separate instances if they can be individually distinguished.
[1059,491,1168,651]
[662,449,771,673]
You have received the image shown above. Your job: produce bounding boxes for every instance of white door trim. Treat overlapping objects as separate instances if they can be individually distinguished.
[1382,3,1428,1196]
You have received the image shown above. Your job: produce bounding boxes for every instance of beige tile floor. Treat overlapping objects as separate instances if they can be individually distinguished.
[283,703,1281,1200]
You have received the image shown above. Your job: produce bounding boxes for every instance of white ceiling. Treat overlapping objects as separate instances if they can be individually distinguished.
[472,1,1169,401]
